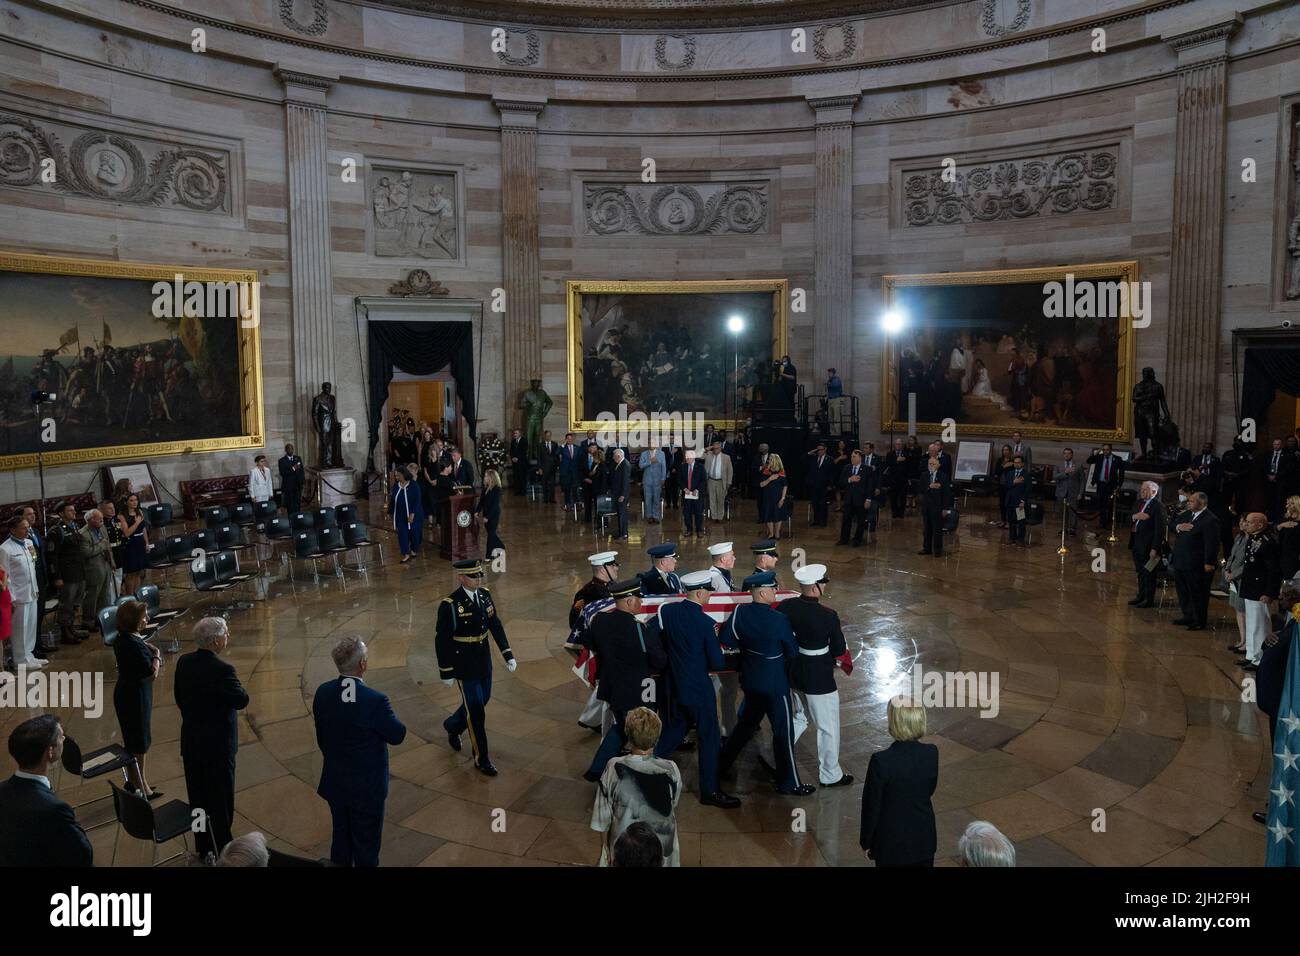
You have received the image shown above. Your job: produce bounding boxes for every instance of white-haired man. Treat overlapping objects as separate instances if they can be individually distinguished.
[1128,480,1166,608]
[958,820,1016,867]
[610,447,630,540]
[174,616,249,862]
[77,509,114,634]
[312,635,408,866]
[216,831,269,867]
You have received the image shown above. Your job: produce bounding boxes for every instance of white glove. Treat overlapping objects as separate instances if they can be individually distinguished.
[440,678,454,687]
[506,658,518,672]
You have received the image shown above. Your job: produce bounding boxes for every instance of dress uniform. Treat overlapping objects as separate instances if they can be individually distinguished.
[640,542,682,595]
[583,579,667,781]
[652,570,740,807]
[389,475,423,561]
[777,564,851,786]
[435,560,516,775]
[707,541,735,592]
[569,551,619,732]
[717,571,814,795]
[706,540,741,733]
[749,538,780,586]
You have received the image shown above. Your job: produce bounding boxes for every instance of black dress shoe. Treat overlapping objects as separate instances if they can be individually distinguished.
[475,762,498,777]
[775,784,816,796]
[1227,643,1245,653]
[447,731,462,752]
[1171,618,1191,626]
[578,721,602,734]
[700,791,741,809]
[1241,662,1258,672]
[1127,597,1143,606]
[1133,601,1154,608]
[1186,624,1205,631]
[146,789,164,801]
[825,774,855,787]
[917,550,933,556]
[582,770,601,783]
[1253,811,1268,825]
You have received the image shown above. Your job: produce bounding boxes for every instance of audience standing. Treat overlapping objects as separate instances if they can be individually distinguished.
[860,696,938,867]
[113,600,162,799]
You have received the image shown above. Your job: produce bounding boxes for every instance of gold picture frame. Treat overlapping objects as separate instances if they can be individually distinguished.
[566,278,789,433]
[0,251,264,470]
[881,261,1138,442]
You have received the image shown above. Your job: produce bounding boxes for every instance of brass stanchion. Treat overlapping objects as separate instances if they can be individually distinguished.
[1057,497,1069,555]
[1106,487,1119,544]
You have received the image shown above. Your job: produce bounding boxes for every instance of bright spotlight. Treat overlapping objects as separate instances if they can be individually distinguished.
[727,314,745,334]
[881,309,906,335]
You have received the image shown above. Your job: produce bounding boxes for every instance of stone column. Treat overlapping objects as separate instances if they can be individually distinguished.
[1161,18,1239,446]
[493,95,546,431]
[808,94,859,395]
[276,66,339,459]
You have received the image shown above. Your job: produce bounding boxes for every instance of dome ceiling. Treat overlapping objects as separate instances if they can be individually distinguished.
[363,0,955,29]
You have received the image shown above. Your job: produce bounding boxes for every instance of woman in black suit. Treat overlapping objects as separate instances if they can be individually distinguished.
[860,696,938,866]
[113,600,162,799]
[477,469,505,556]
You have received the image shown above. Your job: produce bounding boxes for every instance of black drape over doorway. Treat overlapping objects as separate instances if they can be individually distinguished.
[1241,344,1300,429]
[367,320,476,467]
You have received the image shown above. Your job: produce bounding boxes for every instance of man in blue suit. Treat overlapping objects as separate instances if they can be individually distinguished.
[652,570,741,808]
[717,571,815,796]
[558,432,581,508]
[1003,453,1030,545]
[312,635,408,867]
[0,715,93,866]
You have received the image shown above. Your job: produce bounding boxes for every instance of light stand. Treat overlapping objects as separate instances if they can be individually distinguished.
[1057,497,1069,555]
[727,314,744,433]
[1107,487,1120,544]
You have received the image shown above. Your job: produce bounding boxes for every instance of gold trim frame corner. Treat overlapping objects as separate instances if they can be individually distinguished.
[880,261,1138,443]
[566,278,789,433]
[0,251,266,471]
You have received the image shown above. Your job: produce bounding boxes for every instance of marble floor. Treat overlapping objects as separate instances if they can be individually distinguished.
[1,492,1272,867]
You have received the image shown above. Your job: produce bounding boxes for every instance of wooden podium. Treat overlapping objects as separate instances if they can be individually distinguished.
[439,491,479,560]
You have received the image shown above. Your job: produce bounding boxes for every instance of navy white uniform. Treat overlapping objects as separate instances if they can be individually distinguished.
[777,591,848,785]
[436,583,513,770]
[708,564,733,592]
[717,599,805,792]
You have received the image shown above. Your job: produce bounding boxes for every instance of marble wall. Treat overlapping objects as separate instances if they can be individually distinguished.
[0,0,1297,502]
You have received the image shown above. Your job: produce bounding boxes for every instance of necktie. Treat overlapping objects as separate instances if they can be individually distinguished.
[688,466,693,491]
[1102,458,1110,482]
[1273,452,1280,473]
[853,466,858,476]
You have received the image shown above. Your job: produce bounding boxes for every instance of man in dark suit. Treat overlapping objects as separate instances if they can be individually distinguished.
[539,430,559,503]
[1009,431,1033,472]
[860,441,884,524]
[558,432,581,507]
[917,454,953,556]
[837,450,875,547]
[927,441,952,478]
[0,715,93,866]
[312,635,408,866]
[884,438,911,518]
[449,447,477,488]
[1170,491,1220,631]
[174,616,250,860]
[1192,442,1221,489]
[508,428,528,496]
[1128,480,1166,608]
[1003,454,1031,545]
[679,449,707,537]
[805,442,834,527]
[278,443,305,514]
[1087,443,1125,529]
[1260,438,1297,522]
[610,448,631,540]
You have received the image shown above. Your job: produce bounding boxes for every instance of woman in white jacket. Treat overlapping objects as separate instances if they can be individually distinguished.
[248,454,275,504]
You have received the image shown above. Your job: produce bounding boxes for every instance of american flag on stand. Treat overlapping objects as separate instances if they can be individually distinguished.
[1266,632,1300,866]
[570,590,852,686]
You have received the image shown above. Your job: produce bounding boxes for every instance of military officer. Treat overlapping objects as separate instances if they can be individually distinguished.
[436,559,516,776]
[750,538,780,585]
[639,542,682,595]
[583,579,667,782]
[707,541,736,592]
[777,564,852,787]
[569,551,620,733]
[653,569,741,808]
[718,571,814,796]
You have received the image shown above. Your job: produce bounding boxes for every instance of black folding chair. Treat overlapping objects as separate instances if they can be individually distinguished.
[61,736,137,830]
[109,782,193,866]
[201,506,229,528]
[340,521,384,572]
[145,503,173,532]
[290,512,315,533]
[334,503,358,526]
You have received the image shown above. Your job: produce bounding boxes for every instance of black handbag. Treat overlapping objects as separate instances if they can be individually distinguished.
[942,507,960,533]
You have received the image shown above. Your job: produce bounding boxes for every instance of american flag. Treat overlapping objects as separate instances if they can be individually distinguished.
[1266,631,1300,866]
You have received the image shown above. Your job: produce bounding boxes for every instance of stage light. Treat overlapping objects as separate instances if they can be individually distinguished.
[727,314,745,334]
[881,309,906,335]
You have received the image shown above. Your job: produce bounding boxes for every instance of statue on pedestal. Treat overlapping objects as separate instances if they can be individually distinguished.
[1132,367,1178,463]
[519,377,552,461]
[312,381,344,470]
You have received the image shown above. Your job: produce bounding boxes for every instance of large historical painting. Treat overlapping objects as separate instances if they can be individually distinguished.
[0,253,264,469]
[370,165,459,260]
[567,280,788,430]
[882,262,1137,441]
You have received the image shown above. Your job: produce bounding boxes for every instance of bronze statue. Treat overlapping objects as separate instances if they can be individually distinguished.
[519,377,552,461]
[312,382,344,469]
[1132,367,1177,462]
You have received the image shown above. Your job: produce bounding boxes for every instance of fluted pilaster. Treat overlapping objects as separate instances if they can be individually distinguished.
[494,95,546,428]
[277,66,338,455]
[809,94,859,394]
[1161,18,1238,446]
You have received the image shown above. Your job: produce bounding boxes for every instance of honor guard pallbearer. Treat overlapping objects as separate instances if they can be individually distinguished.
[750,538,779,584]
[436,559,516,776]
[570,551,620,733]
[640,542,682,595]
[707,541,735,591]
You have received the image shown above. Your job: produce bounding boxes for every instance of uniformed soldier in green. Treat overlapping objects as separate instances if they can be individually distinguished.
[436,559,516,776]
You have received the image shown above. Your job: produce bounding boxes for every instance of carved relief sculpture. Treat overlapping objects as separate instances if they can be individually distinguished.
[0,112,229,212]
[812,22,857,62]
[584,182,768,236]
[1288,109,1300,299]
[903,147,1117,226]
[654,34,697,70]
[279,0,329,36]
[371,167,459,259]
[981,0,1031,38]
[495,29,541,66]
